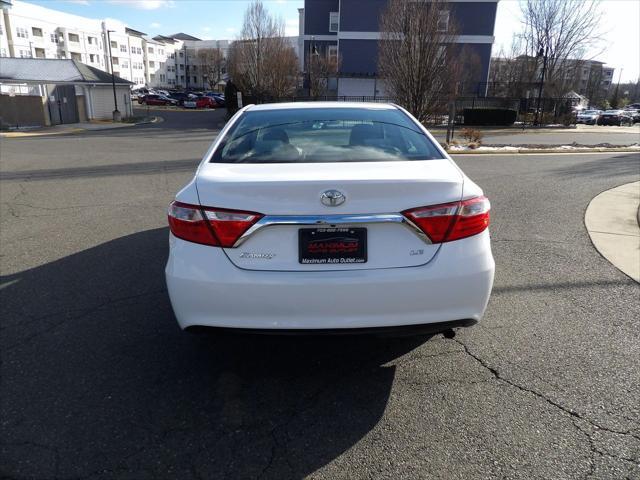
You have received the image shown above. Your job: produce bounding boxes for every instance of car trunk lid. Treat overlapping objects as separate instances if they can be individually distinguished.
[196,160,463,271]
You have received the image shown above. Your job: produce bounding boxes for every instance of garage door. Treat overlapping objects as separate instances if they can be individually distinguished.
[91,87,115,120]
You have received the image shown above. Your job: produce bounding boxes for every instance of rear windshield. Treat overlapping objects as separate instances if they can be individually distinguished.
[210,107,444,163]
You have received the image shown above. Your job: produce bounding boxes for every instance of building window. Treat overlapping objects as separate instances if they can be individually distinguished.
[329,12,339,32]
[69,33,80,42]
[170,53,175,59]
[19,49,31,58]
[88,36,97,45]
[438,11,450,32]
[31,27,43,37]
[150,73,155,81]
[328,45,338,64]
[0,48,7,57]
[193,76,197,83]
[112,57,119,65]
[159,61,165,68]
[89,53,96,62]
[16,27,29,38]
[50,34,59,44]
[70,52,82,61]
[159,48,164,55]
[0,23,3,35]
[149,60,155,68]
[148,47,154,54]
[110,40,117,48]
[179,51,183,57]
[121,60,128,68]
[180,64,184,70]
[57,52,66,59]
[120,44,127,53]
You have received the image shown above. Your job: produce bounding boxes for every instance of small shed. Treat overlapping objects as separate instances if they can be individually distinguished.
[0,58,133,128]
[563,90,589,110]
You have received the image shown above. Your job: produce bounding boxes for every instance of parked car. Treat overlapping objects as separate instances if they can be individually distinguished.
[139,94,178,106]
[575,109,601,125]
[183,96,217,109]
[165,103,495,334]
[625,103,640,110]
[205,92,226,107]
[168,92,194,106]
[622,108,640,123]
[596,110,634,126]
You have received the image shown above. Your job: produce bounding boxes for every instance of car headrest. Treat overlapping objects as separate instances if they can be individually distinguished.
[262,128,289,143]
[349,124,383,146]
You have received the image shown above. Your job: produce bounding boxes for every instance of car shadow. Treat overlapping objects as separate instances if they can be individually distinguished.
[552,152,640,178]
[1,227,428,479]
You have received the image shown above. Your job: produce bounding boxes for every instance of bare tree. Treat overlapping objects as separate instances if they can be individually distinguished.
[377,0,463,122]
[262,41,299,98]
[307,47,339,98]
[196,48,225,90]
[488,34,539,97]
[228,0,298,99]
[520,0,603,97]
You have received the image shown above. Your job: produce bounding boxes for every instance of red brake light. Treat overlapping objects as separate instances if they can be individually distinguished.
[403,196,490,243]
[168,201,262,247]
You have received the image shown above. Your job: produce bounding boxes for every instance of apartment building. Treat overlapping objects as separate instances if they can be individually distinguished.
[489,55,616,102]
[298,0,499,96]
[0,1,233,90]
[1,1,106,67]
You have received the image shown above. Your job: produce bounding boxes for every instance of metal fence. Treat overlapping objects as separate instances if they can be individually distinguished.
[244,94,578,126]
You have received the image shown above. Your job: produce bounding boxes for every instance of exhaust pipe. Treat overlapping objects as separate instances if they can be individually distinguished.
[442,328,456,339]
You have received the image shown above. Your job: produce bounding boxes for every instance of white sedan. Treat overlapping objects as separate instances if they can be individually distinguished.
[165,102,495,334]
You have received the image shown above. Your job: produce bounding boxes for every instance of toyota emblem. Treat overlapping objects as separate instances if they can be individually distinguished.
[320,189,346,207]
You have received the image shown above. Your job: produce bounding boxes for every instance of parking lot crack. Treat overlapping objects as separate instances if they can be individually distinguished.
[453,338,640,443]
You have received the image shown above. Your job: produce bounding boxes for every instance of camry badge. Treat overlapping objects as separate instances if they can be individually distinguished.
[320,189,346,207]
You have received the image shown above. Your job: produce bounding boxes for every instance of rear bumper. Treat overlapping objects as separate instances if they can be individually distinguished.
[165,230,495,330]
[186,319,477,336]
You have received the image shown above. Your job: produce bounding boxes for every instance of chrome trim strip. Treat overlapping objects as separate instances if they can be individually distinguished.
[233,213,431,247]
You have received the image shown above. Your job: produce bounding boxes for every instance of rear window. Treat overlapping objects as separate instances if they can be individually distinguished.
[210,107,444,163]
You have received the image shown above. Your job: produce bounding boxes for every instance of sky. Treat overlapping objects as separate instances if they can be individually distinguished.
[29,0,640,82]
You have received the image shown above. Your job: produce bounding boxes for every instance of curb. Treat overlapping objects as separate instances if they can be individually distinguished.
[134,115,163,125]
[584,181,640,283]
[448,147,640,155]
[0,116,161,138]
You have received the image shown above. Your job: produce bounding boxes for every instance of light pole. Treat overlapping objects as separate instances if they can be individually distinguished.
[184,44,189,91]
[106,30,121,122]
[533,44,548,126]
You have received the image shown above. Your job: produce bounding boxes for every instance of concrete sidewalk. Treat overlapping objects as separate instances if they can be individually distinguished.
[585,181,640,282]
[0,116,160,138]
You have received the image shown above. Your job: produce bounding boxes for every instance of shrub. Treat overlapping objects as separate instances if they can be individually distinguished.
[463,108,517,126]
[460,128,483,144]
[467,142,480,149]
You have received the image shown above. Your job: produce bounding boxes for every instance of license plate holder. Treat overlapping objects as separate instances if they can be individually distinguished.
[298,227,367,265]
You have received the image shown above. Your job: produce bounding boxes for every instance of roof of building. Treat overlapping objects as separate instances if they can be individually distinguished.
[125,27,147,37]
[0,58,133,85]
[152,35,176,44]
[142,35,163,45]
[168,32,202,41]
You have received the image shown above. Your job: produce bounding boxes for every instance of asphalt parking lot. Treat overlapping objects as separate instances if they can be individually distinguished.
[1,109,639,479]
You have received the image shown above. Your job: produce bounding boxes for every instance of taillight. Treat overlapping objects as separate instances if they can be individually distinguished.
[403,196,490,243]
[168,201,262,247]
